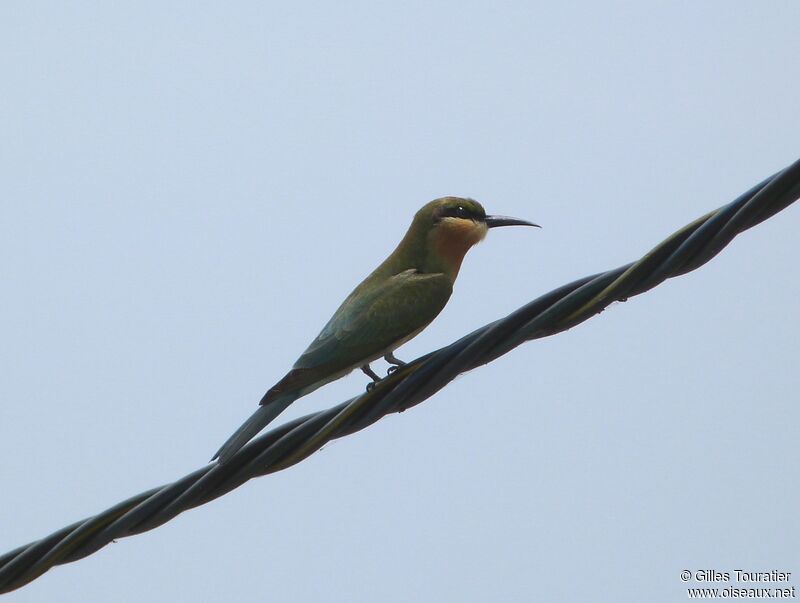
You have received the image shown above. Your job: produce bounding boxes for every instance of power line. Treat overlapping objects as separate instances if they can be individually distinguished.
[2,158,798,594]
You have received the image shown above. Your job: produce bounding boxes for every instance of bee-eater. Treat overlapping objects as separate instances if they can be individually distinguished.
[213,197,537,462]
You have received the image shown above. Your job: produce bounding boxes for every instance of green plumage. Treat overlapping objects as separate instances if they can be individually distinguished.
[265,269,452,401]
[212,196,535,462]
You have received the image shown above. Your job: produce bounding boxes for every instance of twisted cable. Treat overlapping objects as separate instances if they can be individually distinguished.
[2,158,799,594]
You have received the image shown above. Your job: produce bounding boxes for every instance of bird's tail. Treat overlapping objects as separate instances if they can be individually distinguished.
[212,394,297,463]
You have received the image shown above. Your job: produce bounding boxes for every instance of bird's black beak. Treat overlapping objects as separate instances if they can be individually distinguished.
[484,215,540,229]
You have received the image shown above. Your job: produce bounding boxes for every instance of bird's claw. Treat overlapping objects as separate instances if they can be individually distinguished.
[366,381,376,392]
[361,363,381,387]
[387,365,400,375]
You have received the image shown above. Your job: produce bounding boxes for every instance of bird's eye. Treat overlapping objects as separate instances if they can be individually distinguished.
[447,205,472,219]
[436,203,476,222]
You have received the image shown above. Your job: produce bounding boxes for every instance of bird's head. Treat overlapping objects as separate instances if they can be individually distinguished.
[409,197,538,280]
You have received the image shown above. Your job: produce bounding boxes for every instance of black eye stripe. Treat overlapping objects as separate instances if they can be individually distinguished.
[441,205,475,220]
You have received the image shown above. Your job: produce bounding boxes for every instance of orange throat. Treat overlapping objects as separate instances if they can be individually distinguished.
[432,218,488,279]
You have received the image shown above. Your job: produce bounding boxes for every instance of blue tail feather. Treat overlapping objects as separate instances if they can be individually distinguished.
[212,395,296,463]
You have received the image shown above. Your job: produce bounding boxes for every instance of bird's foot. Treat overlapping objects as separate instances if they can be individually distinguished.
[361,364,381,391]
[384,352,406,370]
[384,352,406,376]
[384,352,406,366]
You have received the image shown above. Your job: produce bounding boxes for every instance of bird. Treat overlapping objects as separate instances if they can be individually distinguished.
[212,197,538,463]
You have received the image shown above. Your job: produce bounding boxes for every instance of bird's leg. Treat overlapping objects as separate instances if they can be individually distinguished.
[361,364,381,391]
[384,352,406,375]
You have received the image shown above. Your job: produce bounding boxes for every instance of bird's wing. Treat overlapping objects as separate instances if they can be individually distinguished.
[294,268,453,371]
[259,269,452,403]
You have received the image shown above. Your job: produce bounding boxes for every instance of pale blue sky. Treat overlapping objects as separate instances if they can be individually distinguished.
[1,2,798,601]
